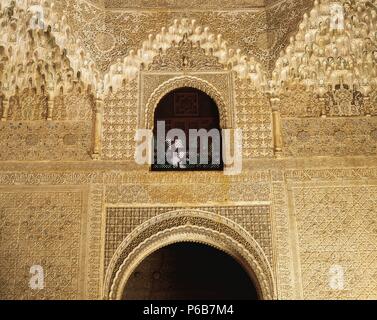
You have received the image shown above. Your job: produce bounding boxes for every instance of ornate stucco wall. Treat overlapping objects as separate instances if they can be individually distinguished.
[0,0,377,300]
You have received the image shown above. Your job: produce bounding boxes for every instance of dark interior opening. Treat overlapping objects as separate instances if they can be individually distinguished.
[123,242,259,300]
[152,87,223,171]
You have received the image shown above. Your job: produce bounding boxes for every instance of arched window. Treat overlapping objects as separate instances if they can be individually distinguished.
[152,87,223,171]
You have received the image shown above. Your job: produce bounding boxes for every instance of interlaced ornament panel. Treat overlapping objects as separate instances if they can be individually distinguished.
[0,188,86,300]
[290,183,377,299]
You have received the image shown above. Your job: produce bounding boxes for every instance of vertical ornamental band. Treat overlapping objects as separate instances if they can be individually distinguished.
[270,97,283,155]
[92,98,104,160]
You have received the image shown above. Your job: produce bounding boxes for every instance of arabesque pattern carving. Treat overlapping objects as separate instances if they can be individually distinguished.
[104,170,271,204]
[271,172,295,300]
[235,78,273,157]
[102,80,138,160]
[0,187,86,300]
[291,183,377,299]
[85,185,105,300]
[98,0,276,9]
[0,87,94,161]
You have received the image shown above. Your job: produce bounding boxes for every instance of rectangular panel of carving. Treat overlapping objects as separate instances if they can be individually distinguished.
[282,118,377,157]
[0,121,92,161]
[104,205,273,271]
[104,170,271,204]
[271,172,295,300]
[290,183,377,299]
[0,187,87,300]
[102,81,138,160]
[235,79,273,158]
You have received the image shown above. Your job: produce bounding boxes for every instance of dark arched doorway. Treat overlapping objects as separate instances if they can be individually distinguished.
[152,87,223,171]
[122,243,259,300]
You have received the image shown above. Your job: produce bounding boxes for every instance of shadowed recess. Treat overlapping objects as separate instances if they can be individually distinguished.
[123,242,259,300]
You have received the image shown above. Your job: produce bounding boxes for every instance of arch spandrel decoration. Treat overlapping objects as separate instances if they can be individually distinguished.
[104,210,276,300]
[143,75,231,129]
